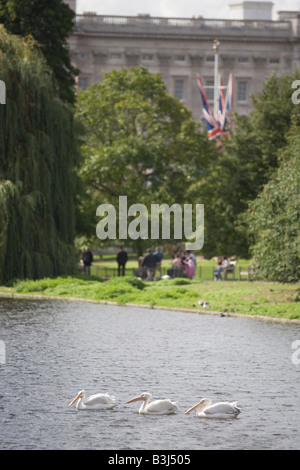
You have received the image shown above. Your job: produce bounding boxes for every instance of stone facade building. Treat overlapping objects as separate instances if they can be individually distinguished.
[65,0,300,120]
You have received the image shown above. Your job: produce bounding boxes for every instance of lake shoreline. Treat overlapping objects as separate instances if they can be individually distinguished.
[1,290,299,325]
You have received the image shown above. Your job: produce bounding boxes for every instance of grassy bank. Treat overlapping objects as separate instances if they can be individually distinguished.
[1,275,299,321]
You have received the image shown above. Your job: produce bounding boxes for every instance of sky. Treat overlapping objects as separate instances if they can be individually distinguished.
[76,0,300,19]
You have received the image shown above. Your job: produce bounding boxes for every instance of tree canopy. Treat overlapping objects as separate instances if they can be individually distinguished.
[75,66,215,251]
[0,26,80,283]
[246,123,300,282]
[0,0,77,103]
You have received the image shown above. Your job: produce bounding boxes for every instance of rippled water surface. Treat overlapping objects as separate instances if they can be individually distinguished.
[0,298,299,450]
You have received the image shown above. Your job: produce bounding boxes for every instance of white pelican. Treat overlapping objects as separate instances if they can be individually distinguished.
[68,390,117,410]
[185,398,241,418]
[125,392,177,415]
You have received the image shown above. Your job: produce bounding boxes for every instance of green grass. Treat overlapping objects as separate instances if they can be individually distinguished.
[1,275,299,321]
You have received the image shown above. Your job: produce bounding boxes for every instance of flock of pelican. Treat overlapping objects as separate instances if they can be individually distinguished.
[68,390,241,418]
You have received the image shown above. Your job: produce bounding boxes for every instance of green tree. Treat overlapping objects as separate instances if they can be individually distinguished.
[75,66,215,252]
[246,123,300,282]
[250,72,295,171]
[0,0,77,103]
[0,27,80,283]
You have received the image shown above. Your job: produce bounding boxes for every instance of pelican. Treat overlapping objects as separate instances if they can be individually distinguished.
[68,390,117,410]
[125,392,177,415]
[185,398,241,418]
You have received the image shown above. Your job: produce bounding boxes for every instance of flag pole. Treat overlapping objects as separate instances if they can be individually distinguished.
[213,39,220,121]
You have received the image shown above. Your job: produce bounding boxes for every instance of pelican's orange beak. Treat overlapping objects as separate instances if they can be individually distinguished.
[184,402,201,414]
[125,395,143,404]
[68,392,82,407]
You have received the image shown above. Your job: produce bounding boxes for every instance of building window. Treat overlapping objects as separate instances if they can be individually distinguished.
[78,53,89,59]
[238,57,248,63]
[206,56,214,63]
[174,79,184,100]
[206,80,214,101]
[174,55,185,62]
[79,77,88,90]
[142,54,153,61]
[110,53,122,60]
[238,81,248,102]
[270,58,280,64]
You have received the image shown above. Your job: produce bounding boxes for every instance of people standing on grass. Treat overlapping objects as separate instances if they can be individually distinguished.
[116,246,128,276]
[186,250,196,268]
[186,256,195,280]
[142,248,157,281]
[153,246,163,280]
[82,246,93,276]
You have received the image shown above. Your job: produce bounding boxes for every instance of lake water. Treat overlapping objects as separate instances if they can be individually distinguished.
[0,298,299,450]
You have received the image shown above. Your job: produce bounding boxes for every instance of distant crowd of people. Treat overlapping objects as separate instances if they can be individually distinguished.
[167,250,196,280]
[81,246,234,283]
[136,247,163,281]
[81,245,164,280]
[116,246,165,280]
[82,246,234,281]
[81,245,198,281]
[133,248,198,281]
[135,250,231,282]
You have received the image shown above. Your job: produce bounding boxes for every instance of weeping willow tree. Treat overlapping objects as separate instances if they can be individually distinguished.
[0,26,80,283]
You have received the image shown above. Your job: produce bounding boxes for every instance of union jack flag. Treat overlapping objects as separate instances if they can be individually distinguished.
[196,73,233,141]
[218,76,226,131]
[222,72,233,134]
[196,74,221,140]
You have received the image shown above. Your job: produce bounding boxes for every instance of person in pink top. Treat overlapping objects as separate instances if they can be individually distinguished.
[187,256,195,279]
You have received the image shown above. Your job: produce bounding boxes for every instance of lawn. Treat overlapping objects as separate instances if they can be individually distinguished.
[1,275,299,321]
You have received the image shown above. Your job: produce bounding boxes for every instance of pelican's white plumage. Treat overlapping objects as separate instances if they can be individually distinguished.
[125,392,177,415]
[68,390,117,410]
[185,398,241,418]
